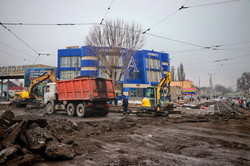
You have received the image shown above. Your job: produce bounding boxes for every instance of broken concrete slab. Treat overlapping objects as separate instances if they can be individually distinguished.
[25,127,47,150]
[0,147,17,164]
[3,121,24,146]
[14,118,48,128]
[45,141,75,160]
[6,154,43,166]
[0,110,15,129]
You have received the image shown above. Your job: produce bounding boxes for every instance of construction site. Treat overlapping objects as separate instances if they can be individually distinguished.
[0,98,250,166]
[1,0,250,165]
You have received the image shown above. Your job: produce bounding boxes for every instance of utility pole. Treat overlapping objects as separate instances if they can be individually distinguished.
[199,76,200,97]
[208,73,215,98]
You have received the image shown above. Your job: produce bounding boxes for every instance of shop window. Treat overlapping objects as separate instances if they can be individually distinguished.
[60,56,80,68]
[100,68,124,81]
[99,55,122,67]
[146,58,160,69]
[147,71,161,82]
[60,70,80,80]
[128,88,143,100]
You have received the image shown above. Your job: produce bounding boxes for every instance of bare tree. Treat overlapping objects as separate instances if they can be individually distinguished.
[170,66,175,81]
[214,84,233,95]
[85,19,145,83]
[237,72,250,92]
[177,63,185,81]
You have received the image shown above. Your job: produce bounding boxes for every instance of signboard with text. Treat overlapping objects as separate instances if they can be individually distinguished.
[24,68,56,87]
[0,65,26,76]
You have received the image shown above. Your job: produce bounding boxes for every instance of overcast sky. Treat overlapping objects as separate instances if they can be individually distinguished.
[0,0,249,89]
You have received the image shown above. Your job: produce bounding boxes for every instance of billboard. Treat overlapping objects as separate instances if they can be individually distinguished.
[24,68,56,87]
[182,88,196,95]
[0,65,26,77]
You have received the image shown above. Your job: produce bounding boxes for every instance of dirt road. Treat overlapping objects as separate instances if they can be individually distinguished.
[32,116,250,166]
[1,102,250,166]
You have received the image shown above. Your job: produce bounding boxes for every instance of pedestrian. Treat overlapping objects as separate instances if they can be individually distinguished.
[114,96,118,106]
[231,100,235,108]
[197,96,201,102]
[246,101,250,110]
[122,95,129,115]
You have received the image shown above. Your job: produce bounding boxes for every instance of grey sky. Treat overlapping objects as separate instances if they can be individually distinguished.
[0,0,249,89]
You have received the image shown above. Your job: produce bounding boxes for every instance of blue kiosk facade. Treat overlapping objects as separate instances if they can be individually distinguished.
[58,46,170,101]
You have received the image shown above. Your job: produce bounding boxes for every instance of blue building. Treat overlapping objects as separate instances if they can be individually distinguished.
[58,46,170,100]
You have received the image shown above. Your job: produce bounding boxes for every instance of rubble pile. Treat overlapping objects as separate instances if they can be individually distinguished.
[0,110,138,166]
[0,110,76,166]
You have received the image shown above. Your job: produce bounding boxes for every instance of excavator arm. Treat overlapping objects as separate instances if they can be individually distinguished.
[28,70,57,99]
[156,71,171,111]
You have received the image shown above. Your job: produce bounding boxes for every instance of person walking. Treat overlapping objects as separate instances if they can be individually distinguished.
[122,95,129,115]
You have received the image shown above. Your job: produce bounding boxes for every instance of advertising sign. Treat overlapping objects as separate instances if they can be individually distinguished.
[0,65,26,76]
[24,68,56,87]
[182,88,196,95]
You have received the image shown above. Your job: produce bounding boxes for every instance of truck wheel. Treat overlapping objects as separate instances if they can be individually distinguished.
[101,109,109,116]
[76,103,85,117]
[46,102,55,115]
[67,103,76,116]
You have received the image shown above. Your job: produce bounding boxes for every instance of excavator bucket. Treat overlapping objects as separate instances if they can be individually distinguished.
[161,102,174,112]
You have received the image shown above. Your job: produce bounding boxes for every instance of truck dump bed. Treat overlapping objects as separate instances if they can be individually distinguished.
[56,77,116,101]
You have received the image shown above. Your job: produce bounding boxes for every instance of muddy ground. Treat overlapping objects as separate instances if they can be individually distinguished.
[1,102,250,166]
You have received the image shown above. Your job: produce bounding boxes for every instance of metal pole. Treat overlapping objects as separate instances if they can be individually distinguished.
[0,79,3,100]
[7,78,9,101]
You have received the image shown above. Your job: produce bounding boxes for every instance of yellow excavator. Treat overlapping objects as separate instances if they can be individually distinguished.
[137,71,173,116]
[12,70,57,107]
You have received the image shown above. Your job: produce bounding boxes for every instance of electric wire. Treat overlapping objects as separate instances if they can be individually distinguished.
[182,0,241,9]
[0,22,39,55]
[217,48,250,51]
[166,41,250,54]
[0,22,55,64]
[168,48,207,54]
[142,10,179,34]
[1,23,99,26]
[218,40,250,47]
[102,22,207,48]
[0,50,33,62]
[187,60,250,71]
[0,41,36,58]
[100,0,115,25]
[146,32,205,48]
[185,54,250,66]
[142,0,190,34]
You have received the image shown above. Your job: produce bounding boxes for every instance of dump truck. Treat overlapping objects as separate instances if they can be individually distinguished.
[44,76,116,117]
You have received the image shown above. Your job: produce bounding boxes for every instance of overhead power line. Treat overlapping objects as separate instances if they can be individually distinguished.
[0,22,39,55]
[1,22,98,26]
[142,0,190,34]
[219,40,250,47]
[146,33,205,48]
[102,23,244,50]
[0,22,54,64]
[0,41,36,58]
[185,54,250,66]
[182,0,241,9]
[0,50,33,62]
[100,0,115,25]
